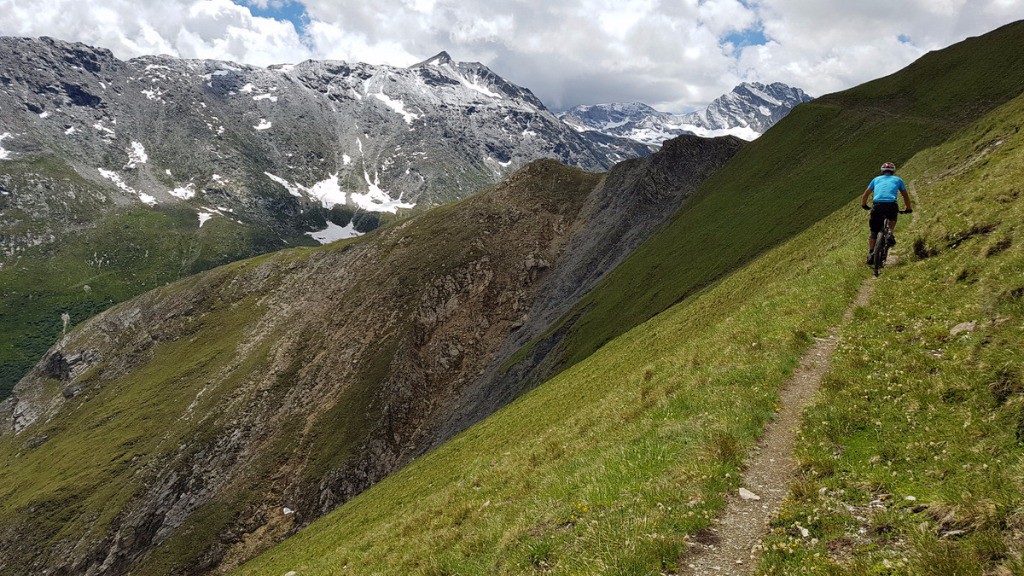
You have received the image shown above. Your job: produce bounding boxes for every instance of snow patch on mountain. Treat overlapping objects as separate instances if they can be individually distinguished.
[170,183,196,200]
[99,168,156,205]
[264,172,303,197]
[306,221,362,244]
[307,174,348,208]
[263,171,410,212]
[0,132,12,159]
[371,92,419,124]
[125,141,148,169]
[354,169,415,213]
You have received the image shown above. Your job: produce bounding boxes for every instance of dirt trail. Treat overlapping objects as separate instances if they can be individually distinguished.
[682,278,874,575]
[682,187,920,575]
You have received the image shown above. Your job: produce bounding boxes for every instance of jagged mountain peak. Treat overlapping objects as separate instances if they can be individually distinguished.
[412,50,454,67]
[0,36,647,215]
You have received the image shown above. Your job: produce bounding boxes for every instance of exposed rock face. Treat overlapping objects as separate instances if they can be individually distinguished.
[0,132,739,576]
[441,134,746,438]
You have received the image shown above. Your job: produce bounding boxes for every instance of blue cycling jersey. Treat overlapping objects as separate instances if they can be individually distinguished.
[868,174,906,203]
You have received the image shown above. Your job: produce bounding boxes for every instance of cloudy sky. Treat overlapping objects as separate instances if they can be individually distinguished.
[0,0,1021,112]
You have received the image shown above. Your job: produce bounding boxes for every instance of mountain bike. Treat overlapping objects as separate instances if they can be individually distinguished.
[870,209,912,277]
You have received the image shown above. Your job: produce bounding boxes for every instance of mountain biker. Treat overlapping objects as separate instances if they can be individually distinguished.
[861,162,912,265]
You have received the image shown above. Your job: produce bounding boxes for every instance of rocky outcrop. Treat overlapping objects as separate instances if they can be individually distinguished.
[441,134,745,439]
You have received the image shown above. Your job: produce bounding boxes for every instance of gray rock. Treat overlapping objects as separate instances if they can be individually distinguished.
[950,320,976,336]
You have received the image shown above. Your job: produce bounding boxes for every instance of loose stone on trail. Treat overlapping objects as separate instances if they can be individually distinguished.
[738,488,761,501]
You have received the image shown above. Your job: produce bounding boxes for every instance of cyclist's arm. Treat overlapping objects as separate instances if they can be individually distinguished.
[861,187,872,207]
[900,189,913,211]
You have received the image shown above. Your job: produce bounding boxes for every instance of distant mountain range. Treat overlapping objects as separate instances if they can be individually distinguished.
[559,82,813,144]
[0,38,652,399]
[0,40,649,224]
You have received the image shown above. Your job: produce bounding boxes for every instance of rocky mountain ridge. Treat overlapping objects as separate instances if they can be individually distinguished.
[0,37,648,221]
[559,81,813,144]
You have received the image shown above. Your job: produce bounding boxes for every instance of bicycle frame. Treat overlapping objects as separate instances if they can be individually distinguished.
[871,218,895,277]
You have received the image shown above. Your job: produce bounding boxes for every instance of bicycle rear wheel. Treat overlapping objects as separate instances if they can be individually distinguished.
[873,231,886,276]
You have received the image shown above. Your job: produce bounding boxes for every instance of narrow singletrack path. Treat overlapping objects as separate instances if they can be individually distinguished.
[682,187,920,575]
[682,278,875,575]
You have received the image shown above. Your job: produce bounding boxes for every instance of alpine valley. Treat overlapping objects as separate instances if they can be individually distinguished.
[4,19,1023,576]
[0,36,806,402]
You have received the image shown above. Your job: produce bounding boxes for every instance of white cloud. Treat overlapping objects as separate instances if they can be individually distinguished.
[0,0,312,65]
[0,0,1020,112]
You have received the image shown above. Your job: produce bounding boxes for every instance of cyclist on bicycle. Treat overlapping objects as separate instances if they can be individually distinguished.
[861,162,912,265]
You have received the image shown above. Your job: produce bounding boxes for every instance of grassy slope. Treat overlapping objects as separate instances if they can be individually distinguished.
[0,256,284,570]
[758,93,1024,574]
[522,20,1024,376]
[231,166,872,574]
[0,157,303,399]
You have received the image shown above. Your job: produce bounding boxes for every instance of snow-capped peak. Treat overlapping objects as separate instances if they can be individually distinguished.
[412,51,453,68]
[558,82,812,145]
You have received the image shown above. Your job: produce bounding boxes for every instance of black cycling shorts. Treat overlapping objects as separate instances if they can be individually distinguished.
[869,202,899,235]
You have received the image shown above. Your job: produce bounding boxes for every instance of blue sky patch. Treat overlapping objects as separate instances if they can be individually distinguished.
[722,25,769,54]
[233,0,311,38]
[898,34,913,44]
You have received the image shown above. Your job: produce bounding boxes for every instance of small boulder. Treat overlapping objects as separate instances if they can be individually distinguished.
[950,321,976,336]
[739,487,761,501]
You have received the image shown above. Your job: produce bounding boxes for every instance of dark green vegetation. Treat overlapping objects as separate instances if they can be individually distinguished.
[0,157,309,399]
[512,20,1024,381]
[759,90,1024,575]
